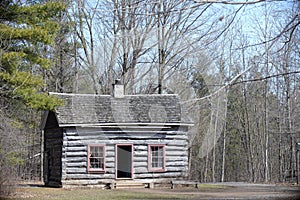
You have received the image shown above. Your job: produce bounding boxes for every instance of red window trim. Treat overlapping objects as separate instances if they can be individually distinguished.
[148,144,166,172]
[87,144,106,173]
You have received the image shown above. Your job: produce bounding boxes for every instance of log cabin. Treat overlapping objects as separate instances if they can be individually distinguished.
[41,83,193,188]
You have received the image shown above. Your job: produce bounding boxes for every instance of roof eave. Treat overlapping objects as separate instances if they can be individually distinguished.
[40,110,49,130]
[58,122,194,128]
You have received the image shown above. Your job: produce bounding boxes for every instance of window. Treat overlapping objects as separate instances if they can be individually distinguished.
[148,144,165,172]
[88,144,105,173]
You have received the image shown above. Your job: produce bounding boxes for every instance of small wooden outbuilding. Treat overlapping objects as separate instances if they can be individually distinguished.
[41,84,193,188]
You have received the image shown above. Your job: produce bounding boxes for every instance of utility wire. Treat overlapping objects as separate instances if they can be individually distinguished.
[184,70,300,103]
[230,71,300,86]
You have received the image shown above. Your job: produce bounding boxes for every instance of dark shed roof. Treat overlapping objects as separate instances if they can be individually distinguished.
[47,93,192,127]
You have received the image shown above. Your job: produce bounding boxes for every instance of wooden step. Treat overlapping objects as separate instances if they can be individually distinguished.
[115,181,146,189]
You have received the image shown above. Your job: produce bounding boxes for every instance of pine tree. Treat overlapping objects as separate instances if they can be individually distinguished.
[0,0,65,110]
[0,1,67,194]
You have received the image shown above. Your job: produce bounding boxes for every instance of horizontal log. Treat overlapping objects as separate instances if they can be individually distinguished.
[133,165,188,174]
[63,143,114,150]
[134,167,148,174]
[165,135,188,140]
[135,172,184,179]
[133,156,147,162]
[134,145,148,151]
[66,167,87,173]
[66,151,87,157]
[133,162,148,168]
[105,146,115,151]
[63,157,86,162]
[76,130,183,135]
[63,180,101,185]
[105,157,115,163]
[66,162,86,167]
[76,125,189,131]
[166,161,188,167]
[132,178,172,183]
[65,129,77,135]
[65,139,188,147]
[67,136,186,143]
[166,166,188,172]
[65,133,186,141]
[105,168,115,174]
[65,173,115,180]
[60,127,187,137]
[105,162,115,168]
[165,156,188,162]
[133,150,147,155]
[62,178,118,187]
[106,151,116,157]
[65,132,78,136]
[66,135,106,141]
[64,146,87,152]
[75,128,187,136]
[165,151,188,156]
[65,141,85,146]
[65,167,116,175]
[64,158,86,163]
[167,140,188,145]
[61,180,108,187]
[165,146,188,151]
[65,131,78,136]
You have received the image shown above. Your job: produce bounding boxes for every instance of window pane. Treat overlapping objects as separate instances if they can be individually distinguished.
[158,148,163,157]
[150,145,164,169]
[89,145,104,170]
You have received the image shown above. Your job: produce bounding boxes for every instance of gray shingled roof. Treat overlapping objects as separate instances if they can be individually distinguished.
[50,93,192,126]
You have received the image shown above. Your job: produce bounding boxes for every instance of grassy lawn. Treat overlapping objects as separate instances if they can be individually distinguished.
[1,183,231,200]
[2,187,201,200]
[2,183,298,200]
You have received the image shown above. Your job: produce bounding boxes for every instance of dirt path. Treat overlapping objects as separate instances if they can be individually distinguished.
[145,182,300,200]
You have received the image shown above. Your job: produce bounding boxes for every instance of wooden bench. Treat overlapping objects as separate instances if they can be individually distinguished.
[170,180,199,189]
[107,180,155,189]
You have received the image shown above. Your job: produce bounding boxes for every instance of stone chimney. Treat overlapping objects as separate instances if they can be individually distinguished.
[113,79,124,98]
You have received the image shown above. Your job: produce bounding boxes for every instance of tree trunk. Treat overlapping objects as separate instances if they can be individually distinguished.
[221,122,226,182]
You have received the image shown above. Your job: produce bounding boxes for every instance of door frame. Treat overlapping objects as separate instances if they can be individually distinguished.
[115,144,134,179]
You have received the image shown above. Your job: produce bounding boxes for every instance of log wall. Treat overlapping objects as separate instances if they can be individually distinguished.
[44,127,63,187]
[61,126,189,186]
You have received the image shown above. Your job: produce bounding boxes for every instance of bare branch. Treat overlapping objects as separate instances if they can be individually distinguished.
[184,70,300,103]
[193,0,268,5]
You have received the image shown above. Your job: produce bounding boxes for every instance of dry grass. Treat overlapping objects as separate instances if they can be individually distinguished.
[2,183,298,200]
[1,187,197,200]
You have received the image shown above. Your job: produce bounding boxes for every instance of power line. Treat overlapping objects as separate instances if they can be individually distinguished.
[231,70,300,86]
[184,70,300,103]
[206,71,300,87]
